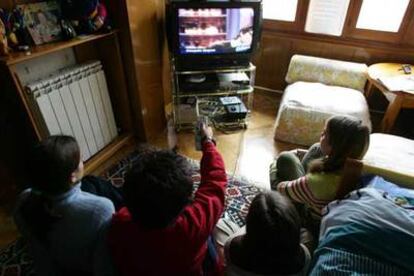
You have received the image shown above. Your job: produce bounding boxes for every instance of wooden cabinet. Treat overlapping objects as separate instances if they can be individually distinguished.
[0,31,137,175]
[109,0,167,140]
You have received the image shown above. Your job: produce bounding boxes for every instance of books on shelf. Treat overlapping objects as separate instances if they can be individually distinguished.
[377,75,414,94]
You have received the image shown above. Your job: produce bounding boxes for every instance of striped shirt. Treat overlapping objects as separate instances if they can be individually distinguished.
[309,247,411,276]
[310,188,414,275]
[277,173,341,219]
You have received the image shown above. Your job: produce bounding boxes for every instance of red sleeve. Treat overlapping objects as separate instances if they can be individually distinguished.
[178,141,227,241]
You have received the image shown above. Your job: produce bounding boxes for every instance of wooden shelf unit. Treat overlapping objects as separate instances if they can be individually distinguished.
[0,31,118,66]
[0,31,136,174]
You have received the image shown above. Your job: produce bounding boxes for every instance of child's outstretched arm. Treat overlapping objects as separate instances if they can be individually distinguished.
[179,126,227,242]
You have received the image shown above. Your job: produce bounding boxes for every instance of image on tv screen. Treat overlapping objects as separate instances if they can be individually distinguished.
[178,8,254,54]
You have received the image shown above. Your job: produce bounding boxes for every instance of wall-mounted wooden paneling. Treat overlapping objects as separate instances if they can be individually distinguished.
[255,31,414,91]
[108,0,166,141]
[123,0,166,140]
[253,35,292,90]
[157,0,173,116]
[403,13,414,46]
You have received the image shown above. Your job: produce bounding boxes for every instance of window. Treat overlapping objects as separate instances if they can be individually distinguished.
[261,0,413,45]
[305,0,351,36]
[263,0,298,22]
[356,0,410,32]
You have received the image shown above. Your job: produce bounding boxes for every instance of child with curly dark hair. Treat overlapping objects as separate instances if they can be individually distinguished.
[108,123,227,276]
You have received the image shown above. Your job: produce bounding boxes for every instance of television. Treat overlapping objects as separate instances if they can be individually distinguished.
[166,0,263,71]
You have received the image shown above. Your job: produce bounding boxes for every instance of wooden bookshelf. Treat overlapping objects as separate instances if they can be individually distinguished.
[0,31,118,65]
[0,29,136,175]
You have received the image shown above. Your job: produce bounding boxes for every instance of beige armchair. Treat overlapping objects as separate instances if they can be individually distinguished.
[274,55,372,146]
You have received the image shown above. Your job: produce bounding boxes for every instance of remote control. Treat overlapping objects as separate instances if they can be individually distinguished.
[402,64,412,74]
[219,96,242,106]
[195,116,209,151]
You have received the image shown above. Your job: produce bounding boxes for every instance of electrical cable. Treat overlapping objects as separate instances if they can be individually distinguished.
[231,127,246,179]
[197,96,248,178]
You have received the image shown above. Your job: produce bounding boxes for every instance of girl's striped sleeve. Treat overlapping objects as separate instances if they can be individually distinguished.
[277,176,317,205]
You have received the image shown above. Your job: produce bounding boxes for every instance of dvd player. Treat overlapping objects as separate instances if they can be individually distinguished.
[179,72,250,93]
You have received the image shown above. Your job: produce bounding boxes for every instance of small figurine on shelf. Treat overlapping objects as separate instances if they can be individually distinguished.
[0,7,33,52]
[0,9,19,48]
[0,13,9,56]
[60,19,77,40]
[59,0,110,34]
[11,7,32,48]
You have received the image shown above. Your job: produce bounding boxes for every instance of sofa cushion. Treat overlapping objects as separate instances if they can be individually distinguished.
[363,133,414,188]
[286,55,368,92]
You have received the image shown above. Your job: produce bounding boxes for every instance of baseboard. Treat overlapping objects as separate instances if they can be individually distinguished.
[370,109,385,115]
[254,86,284,94]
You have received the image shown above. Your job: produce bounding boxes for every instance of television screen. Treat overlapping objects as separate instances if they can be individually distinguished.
[178,8,255,55]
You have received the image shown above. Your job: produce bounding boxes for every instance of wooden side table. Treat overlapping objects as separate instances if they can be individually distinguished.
[366,63,414,133]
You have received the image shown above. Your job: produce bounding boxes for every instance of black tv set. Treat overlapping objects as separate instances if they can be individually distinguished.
[166,0,262,71]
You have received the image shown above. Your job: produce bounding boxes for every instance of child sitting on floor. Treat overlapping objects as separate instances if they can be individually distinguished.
[225,191,311,276]
[14,135,116,276]
[107,123,227,276]
[270,115,370,230]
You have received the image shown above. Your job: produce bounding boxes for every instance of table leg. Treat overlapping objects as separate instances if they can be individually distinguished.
[381,94,404,133]
[365,81,374,99]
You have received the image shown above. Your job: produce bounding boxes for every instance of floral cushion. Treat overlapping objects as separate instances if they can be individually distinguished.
[285,55,368,92]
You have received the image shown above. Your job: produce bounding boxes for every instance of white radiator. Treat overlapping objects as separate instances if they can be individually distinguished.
[27,61,118,161]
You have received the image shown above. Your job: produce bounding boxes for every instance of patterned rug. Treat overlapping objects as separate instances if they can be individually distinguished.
[0,149,263,276]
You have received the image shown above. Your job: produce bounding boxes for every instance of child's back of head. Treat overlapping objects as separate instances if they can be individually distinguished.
[21,135,81,240]
[29,135,81,195]
[311,115,370,173]
[17,135,116,275]
[123,150,193,228]
[227,191,306,275]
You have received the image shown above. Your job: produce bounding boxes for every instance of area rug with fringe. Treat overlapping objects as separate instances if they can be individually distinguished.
[0,149,263,276]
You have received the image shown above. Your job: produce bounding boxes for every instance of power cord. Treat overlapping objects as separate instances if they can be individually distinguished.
[231,127,246,179]
[197,97,248,178]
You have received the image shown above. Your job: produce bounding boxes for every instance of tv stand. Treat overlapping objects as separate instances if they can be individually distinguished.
[176,58,251,72]
[171,61,256,131]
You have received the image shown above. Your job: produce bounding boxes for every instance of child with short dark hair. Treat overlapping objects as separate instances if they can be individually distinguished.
[225,191,311,276]
[108,123,227,276]
[14,135,116,276]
